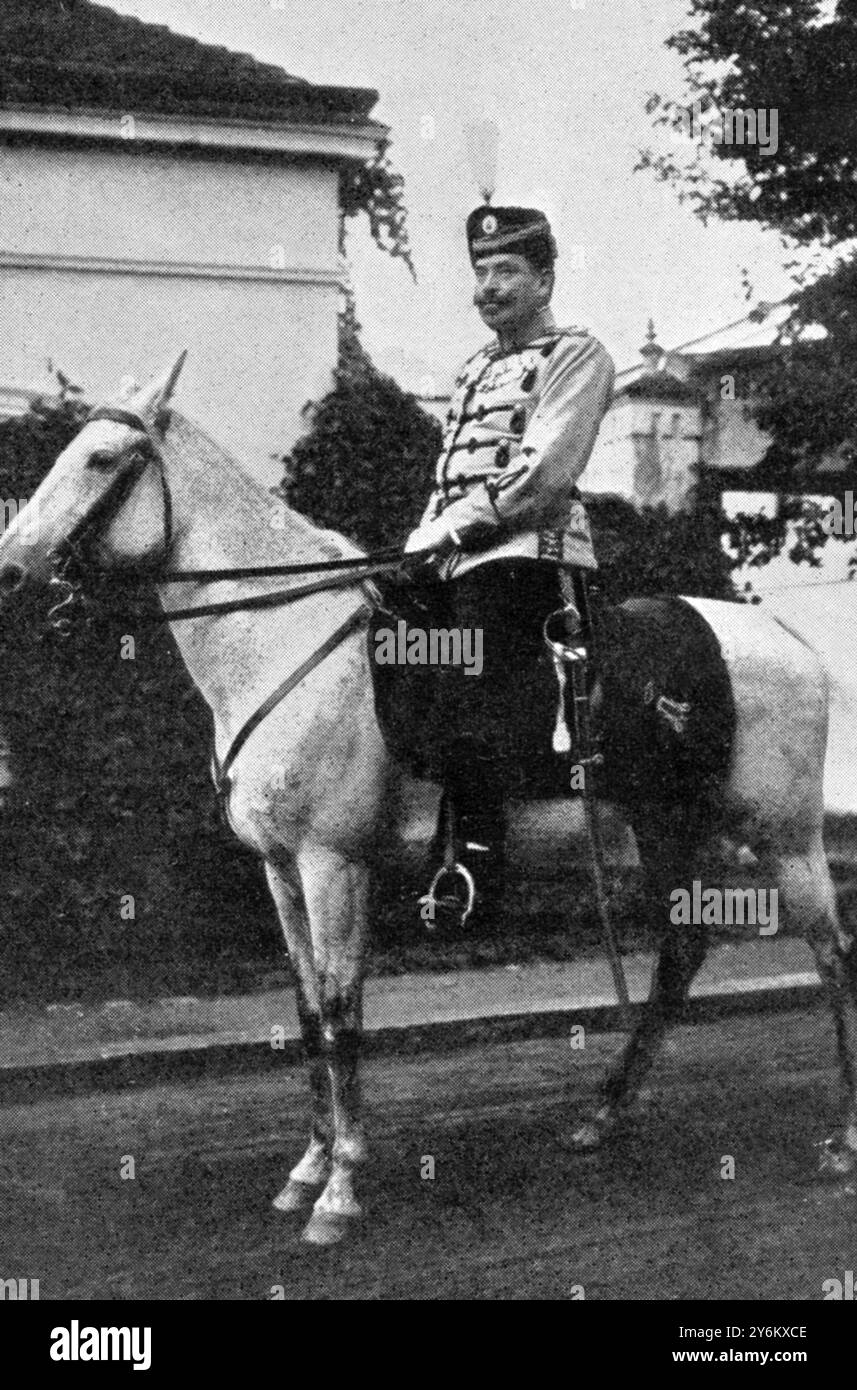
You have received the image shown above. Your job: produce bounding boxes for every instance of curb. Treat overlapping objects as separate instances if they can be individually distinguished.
[0,970,822,1104]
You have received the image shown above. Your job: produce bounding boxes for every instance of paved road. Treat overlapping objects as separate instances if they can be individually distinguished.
[0,1005,855,1300]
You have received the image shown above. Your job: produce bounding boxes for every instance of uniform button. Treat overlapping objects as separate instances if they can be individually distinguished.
[510,407,526,434]
[521,368,536,392]
[467,438,478,453]
[495,442,510,467]
[476,404,486,420]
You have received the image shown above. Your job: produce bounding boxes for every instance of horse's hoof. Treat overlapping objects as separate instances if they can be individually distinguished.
[301,1209,357,1246]
[272,1178,319,1214]
[817,1137,857,1179]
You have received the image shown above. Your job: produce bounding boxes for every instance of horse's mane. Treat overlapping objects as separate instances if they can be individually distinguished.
[163,408,364,561]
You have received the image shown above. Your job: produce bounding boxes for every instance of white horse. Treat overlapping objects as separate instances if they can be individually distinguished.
[0,355,854,1245]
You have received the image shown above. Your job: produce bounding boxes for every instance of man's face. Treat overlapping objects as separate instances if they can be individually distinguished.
[472,252,552,336]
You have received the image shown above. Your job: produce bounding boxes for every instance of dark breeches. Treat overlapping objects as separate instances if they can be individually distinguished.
[441,560,562,761]
[370,559,582,837]
[432,560,565,841]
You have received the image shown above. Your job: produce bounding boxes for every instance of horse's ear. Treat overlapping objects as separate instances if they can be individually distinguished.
[127,351,188,429]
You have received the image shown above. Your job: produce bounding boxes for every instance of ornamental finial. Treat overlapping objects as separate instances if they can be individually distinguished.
[640,318,663,370]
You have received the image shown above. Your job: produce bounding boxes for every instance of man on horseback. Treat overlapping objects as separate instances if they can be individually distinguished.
[404,204,615,897]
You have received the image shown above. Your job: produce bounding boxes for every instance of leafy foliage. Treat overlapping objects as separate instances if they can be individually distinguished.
[589,475,738,605]
[640,1,857,503]
[640,1,855,245]
[340,139,415,279]
[284,327,441,550]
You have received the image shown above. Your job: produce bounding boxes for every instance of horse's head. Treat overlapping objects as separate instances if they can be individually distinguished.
[0,352,187,594]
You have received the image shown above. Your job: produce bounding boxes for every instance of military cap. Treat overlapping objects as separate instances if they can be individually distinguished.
[466,205,557,269]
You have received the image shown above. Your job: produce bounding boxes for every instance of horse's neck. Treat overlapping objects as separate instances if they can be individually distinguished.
[156,414,368,738]
[160,413,359,570]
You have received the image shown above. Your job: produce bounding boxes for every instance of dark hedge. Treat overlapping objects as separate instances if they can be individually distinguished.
[0,397,281,1003]
[284,351,442,552]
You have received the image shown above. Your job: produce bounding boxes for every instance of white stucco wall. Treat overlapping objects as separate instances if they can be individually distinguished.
[703,392,770,473]
[582,396,702,510]
[0,142,343,484]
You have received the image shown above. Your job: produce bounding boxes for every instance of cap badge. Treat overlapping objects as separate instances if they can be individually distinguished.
[481,214,498,235]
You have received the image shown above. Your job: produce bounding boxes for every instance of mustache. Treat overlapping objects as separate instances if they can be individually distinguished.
[475,294,510,308]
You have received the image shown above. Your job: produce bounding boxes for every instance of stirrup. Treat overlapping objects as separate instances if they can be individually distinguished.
[418,861,476,931]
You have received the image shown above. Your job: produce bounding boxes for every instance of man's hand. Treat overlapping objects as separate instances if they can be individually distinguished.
[404,521,457,559]
[404,518,497,558]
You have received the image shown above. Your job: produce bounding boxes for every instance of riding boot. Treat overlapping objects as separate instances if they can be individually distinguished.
[450,759,507,917]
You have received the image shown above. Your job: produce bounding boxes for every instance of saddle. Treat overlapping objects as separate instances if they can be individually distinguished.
[368,581,736,812]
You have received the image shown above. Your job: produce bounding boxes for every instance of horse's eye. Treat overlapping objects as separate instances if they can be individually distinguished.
[87,450,119,471]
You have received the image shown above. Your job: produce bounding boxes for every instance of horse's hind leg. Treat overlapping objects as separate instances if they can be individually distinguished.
[571,805,711,1150]
[296,843,369,1246]
[264,863,333,1214]
[774,835,857,1172]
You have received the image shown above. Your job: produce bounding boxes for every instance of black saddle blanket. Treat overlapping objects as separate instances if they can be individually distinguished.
[368,566,735,809]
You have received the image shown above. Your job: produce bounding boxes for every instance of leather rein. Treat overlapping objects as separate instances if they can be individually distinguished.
[58,405,416,797]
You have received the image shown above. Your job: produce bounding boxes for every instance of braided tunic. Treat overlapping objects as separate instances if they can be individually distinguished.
[411,327,615,578]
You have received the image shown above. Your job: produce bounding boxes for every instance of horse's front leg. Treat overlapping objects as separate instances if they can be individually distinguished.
[264,863,332,1212]
[296,843,369,1245]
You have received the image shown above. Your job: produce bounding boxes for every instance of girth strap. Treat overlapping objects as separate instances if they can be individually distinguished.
[213,602,370,799]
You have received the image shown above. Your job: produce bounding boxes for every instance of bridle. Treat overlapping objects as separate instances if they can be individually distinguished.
[84,404,175,565]
[48,403,420,801]
[46,404,173,633]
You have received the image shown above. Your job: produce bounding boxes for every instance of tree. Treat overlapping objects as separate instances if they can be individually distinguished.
[588,480,738,606]
[640,0,857,559]
[641,2,857,248]
[283,305,441,552]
